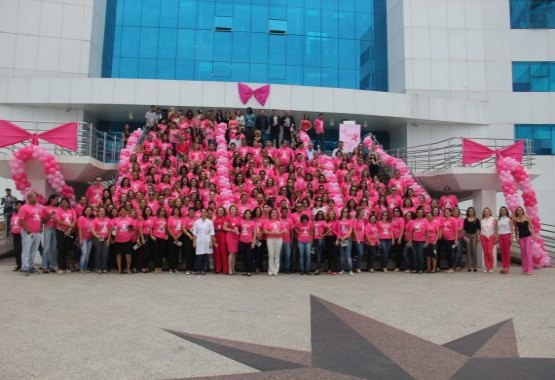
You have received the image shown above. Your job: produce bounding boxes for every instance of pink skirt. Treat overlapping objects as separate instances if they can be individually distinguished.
[226,232,239,253]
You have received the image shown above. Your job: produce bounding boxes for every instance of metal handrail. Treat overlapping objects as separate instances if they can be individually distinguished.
[385,137,535,173]
[0,120,124,164]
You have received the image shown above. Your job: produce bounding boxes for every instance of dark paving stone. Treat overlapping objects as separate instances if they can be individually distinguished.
[186,367,364,379]
[474,320,519,358]
[443,320,511,356]
[452,358,555,380]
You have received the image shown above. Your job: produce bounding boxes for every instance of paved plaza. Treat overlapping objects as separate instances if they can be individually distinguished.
[1,259,554,379]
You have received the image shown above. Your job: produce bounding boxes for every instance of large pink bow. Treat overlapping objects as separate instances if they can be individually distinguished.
[462,138,524,165]
[0,120,78,151]
[238,83,270,106]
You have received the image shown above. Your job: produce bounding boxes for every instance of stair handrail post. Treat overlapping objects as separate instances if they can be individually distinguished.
[103,131,107,162]
[88,123,93,157]
[112,134,117,163]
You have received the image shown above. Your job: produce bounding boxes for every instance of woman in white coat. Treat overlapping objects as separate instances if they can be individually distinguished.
[192,208,215,275]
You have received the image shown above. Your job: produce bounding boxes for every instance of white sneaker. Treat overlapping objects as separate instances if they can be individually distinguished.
[349,271,354,276]
[339,271,345,275]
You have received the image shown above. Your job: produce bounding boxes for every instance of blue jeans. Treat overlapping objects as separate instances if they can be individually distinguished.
[366,244,377,271]
[298,242,312,272]
[93,237,110,270]
[403,244,413,271]
[353,241,364,270]
[314,239,325,269]
[21,231,41,272]
[379,239,392,269]
[42,227,57,269]
[339,239,353,272]
[80,239,93,270]
[455,237,465,267]
[280,242,291,272]
[412,241,425,272]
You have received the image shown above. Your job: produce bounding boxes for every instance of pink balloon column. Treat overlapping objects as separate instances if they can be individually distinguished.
[118,129,142,177]
[363,136,431,204]
[298,130,311,149]
[214,123,233,210]
[497,155,550,268]
[9,144,75,202]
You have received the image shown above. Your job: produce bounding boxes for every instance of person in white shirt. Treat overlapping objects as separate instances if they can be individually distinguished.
[306,143,315,161]
[145,105,158,130]
[496,206,512,274]
[192,208,215,275]
[332,141,344,157]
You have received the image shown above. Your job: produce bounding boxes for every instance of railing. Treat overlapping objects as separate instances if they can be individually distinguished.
[0,120,124,164]
[385,137,535,173]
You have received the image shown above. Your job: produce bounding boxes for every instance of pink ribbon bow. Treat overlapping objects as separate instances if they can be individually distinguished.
[462,138,524,165]
[0,120,78,151]
[238,83,270,106]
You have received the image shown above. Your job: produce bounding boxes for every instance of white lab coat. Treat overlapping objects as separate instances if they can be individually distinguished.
[192,218,215,255]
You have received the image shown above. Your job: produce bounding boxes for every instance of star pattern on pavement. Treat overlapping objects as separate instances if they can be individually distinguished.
[165,295,555,379]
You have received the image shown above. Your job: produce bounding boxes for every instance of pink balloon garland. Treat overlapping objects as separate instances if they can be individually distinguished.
[363,136,431,204]
[214,123,233,210]
[9,144,75,203]
[118,129,142,176]
[496,155,551,268]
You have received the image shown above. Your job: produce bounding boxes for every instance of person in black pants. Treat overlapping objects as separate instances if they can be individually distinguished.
[9,201,23,271]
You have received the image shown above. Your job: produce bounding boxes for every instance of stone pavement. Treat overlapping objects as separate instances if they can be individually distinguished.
[1,259,554,379]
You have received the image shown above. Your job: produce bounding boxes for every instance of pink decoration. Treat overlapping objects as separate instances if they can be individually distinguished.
[462,139,549,268]
[238,83,270,106]
[0,120,78,151]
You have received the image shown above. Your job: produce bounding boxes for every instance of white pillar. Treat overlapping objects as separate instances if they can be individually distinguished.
[24,160,54,199]
[472,189,497,268]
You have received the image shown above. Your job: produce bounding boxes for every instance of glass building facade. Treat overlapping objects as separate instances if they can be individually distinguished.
[512,61,555,91]
[515,124,555,155]
[102,0,388,91]
[510,0,555,29]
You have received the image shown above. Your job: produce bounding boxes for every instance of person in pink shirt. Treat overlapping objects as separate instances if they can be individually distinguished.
[351,209,366,273]
[92,206,111,273]
[77,206,95,273]
[295,214,315,274]
[18,192,43,275]
[239,210,256,276]
[111,207,136,274]
[313,211,330,275]
[263,209,287,276]
[377,211,394,272]
[364,214,380,273]
[439,186,459,210]
[9,201,24,271]
[335,209,354,275]
[223,205,241,275]
[40,194,58,273]
[313,113,325,149]
[181,208,196,274]
[390,208,406,272]
[85,177,105,207]
[167,207,184,273]
[409,208,429,274]
[55,197,76,274]
[440,208,459,273]
[387,170,405,197]
[401,212,414,272]
[150,208,169,274]
[452,208,465,271]
[279,207,294,274]
[138,206,155,273]
[425,211,440,273]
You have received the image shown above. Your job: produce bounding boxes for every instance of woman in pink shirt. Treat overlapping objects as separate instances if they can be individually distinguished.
[390,208,406,272]
[167,207,184,273]
[40,194,58,273]
[92,206,111,273]
[364,214,380,273]
[55,197,76,274]
[335,209,354,275]
[138,206,155,273]
[9,201,23,271]
[239,210,256,277]
[263,209,286,276]
[351,209,366,273]
[377,211,394,272]
[313,211,330,275]
[295,214,315,274]
[440,208,458,273]
[409,208,429,274]
[401,212,414,272]
[452,208,465,271]
[425,211,440,273]
[223,205,241,275]
[77,206,95,273]
[150,208,168,274]
[111,207,136,274]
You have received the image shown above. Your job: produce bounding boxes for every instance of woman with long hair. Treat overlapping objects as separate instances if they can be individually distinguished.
[313,211,329,275]
[390,207,405,272]
[364,214,380,273]
[151,207,168,274]
[212,207,228,274]
[264,209,286,276]
[92,206,111,274]
[512,207,535,275]
[296,214,315,275]
[425,211,440,273]
[452,208,465,271]
[223,205,241,275]
[167,207,184,273]
[480,207,497,273]
[192,208,215,275]
[497,206,512,274]
[55,197,76,274]
[77,206,95,273]
[335,208,354,275]
[40,194,58,273]
[377,211,394,272]
[111,207,136,274]
[238,210,256,277]
[139,206,155,273]
[440,208,458,273]
[409,208,429,274]
[351,209,366,273]
[463,207,480,272]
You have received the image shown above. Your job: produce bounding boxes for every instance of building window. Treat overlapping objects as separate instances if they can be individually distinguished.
[268,19,287,34]
[510,0,555,29]
[215,16,232,31]
[512,62,555,92]
[515,124,555,155]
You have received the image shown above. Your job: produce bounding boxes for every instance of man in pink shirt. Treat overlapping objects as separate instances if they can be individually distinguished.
[439,186,459,210]
[313,113,325,150]
[85,177,105,207]
[18,192,43,275]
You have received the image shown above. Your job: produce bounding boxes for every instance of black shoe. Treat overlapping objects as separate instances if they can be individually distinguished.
[306,271,312,275]
[12,267,20,272]
[201,271,205,275]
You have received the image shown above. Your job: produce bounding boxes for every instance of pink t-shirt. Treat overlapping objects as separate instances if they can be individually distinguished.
[313,220,329,240]
[78,216,94,240]
[11,213,22,234]
[335,220,352,240]
[426,219,439,243]
[55,207,76,233]
[41,206,57,228]
[112,216,136,243]
[86,184,104,205]
[152,217,168,239]
[19,203,43,233]
[280,217,294,243]
[364,222,379,245]
[314,118,324,134]
[352,220,365,243]
[441,217,458,240]
[92,217,111,239]
[264,220,285,238]
[141,217,155,236]
[239,219,256,243]
[403,220,413,241]
[168,216,184,237]
[439,195,458,210]
[377,221,392,240]
[296,221,314,243]
[411,219,429,242]
[391,217,405,239]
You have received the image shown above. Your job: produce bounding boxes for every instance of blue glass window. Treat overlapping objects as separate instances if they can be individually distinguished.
[515,124,555,155]
[512,62,555,92]
[103,0,388,91]
[510,0,555,29]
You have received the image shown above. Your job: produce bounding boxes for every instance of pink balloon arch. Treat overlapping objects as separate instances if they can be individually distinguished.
[118,129,143,176]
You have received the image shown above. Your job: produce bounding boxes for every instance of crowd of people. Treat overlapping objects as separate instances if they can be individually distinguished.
[8,106,538,277]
